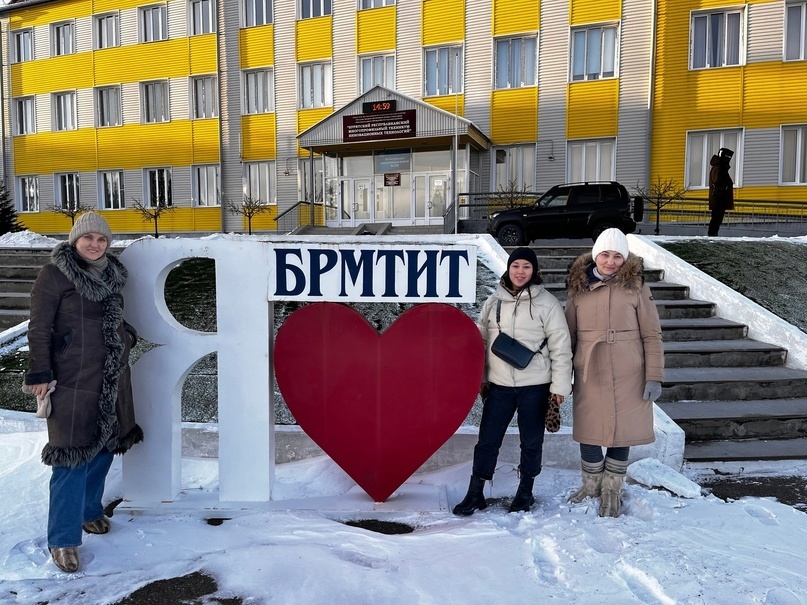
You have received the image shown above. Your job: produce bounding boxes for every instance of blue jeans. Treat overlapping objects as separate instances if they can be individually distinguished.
[472,383,550,481]
[48,449,114,549]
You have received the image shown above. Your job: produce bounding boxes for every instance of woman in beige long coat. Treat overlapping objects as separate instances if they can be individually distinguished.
[564,229,664,517]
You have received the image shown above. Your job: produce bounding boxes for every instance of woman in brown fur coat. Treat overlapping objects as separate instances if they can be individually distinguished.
[564,229,664,517]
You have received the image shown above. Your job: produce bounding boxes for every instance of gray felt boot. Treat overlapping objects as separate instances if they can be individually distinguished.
[568,459,604,504]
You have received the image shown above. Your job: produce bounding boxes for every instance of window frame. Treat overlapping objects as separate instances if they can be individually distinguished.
[190,0,216,34]
[570,24,618,82]
[242,69,274,114]
[566,138,617,182]
[785,2,807,61]
[17,175,40,213]
[13,97,36,136]
[144,167,173,207]
[424,45,463,97]
[141,80,170,123]
[359,54,395,93]
[94,12,119,49]
[360,0,394,8]
[98,170,125,209]
[242,161,276,204]
[492,145,537,192]
[192,164,221,206]
[55,173,81,210]
[51,21,75,57]
[494,35,538,89]
[300,0,331,19]
[780,124,807,184]
[192,75,219,119]
[96,86,122,127]
[689,8,745,70]
[53,91,77,132]
[242,0,272,27]
[11,29,33,63]
[298,62,332,109]
[685,128,743,189]
[140,4,169,43]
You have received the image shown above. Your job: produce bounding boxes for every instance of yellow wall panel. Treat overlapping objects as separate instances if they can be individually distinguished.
[11,53,94,96]
[246,209,280,232]
[96,122,194,169]
[189,34,218,74]
[95,40,192,86]
[297,107,333,155]
[423,0,465,46]
[192,119,221,164]
[424,94,465,116]
[570,0,620,25]
[13,130,97,174]
[567,79,618,139]
[744,62,807,129]
[241,114,277,160]
[10,0,91,28]
[490,88,537,144]
[493,0,539,36]
[296,16,333,62]
[125,207,209,233]
[240,24,275,68]
[357,6,396,54]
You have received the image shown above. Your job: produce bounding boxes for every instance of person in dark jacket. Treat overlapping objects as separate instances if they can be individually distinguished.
[708,147,734,236]
[25,212,143,573]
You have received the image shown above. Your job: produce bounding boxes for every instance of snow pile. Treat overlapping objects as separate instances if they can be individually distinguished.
[0,230,61,247]
[628,457,702,498]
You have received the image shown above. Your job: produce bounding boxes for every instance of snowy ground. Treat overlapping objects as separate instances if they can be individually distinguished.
[1,429,807,605]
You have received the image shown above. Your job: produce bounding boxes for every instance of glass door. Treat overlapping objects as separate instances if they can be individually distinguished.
[328,178,373,227]
[413,173,448,225]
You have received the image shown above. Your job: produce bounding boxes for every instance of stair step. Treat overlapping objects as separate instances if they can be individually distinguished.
[683,438,807,462]
[0,309,29,330]
[654,299,714,319]
[661,367,807,401]
[663,339,787,368]
[509,245,591,257]
[0,292,31,309]
[540,268,664,284]
[547,281,689,301]
[660,317,747,341]
[0,266,43,280]
[0,279,35,294]
[0,251,52,266]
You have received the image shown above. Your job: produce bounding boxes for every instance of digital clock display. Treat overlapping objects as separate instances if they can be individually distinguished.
[362,100,397,114]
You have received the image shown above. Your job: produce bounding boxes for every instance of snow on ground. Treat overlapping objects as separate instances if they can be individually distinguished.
[1,428,806,605]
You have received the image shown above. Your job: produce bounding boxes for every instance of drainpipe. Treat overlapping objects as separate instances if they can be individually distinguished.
[645,0,658,190]
[309,148,315,226]
[0,24,9,189]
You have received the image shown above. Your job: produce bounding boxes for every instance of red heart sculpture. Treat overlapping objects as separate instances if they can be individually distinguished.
[274,302,485,502]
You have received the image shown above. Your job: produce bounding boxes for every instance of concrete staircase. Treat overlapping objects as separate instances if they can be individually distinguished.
[527,245,807,462]
[0,248,52,330]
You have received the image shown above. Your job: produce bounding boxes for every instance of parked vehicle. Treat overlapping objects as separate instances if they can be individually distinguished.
[487,182,643,245]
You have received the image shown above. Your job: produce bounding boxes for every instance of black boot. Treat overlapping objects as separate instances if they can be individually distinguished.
[452,475,487,516]
[508,475,535,513]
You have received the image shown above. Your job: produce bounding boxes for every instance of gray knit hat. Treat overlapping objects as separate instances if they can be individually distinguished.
[68,212,113,245]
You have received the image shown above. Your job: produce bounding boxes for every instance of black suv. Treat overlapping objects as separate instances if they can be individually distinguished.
[487,181,643,245]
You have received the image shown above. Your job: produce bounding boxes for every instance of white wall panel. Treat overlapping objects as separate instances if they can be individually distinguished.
[120,8,139,46]
[396,0,421,97]
[39,173,54,210]
[169,77,189,121]
[748,2,783,64]
[333,0,355,109]
[76,16,93,53]
[743,127,779,186]
[167,0,187,40]
[36,94,51,133]
[77,88,95,129]
[124,168,143,207]
[171,165,192,207]
[80,170,99,209]
[464,0,491,190]
[34,23,49,59]
[122,82,141,124]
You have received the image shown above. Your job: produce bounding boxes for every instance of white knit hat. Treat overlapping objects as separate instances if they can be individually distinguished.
[68,212,113,245]
[592,228,629,260]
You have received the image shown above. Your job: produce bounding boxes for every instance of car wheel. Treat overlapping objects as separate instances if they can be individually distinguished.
[591,223,617,241]
[497,224,524,246]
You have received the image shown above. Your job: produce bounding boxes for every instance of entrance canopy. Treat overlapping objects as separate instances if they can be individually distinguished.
[297,86,490,154]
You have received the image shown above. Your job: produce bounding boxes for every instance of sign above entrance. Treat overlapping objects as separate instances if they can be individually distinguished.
[343,110,416,143]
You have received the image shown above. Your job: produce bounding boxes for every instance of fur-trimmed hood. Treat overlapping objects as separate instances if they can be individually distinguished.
[566,254,645,301]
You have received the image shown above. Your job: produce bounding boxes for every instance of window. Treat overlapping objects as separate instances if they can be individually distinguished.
[53,92,77,131]
[142,81,170,123]
[14,97,35,135]
[243,70,273,113]
[690,10,742,69]
[191,0,216,34]
[571,25,616,81]
[192,165,220,205]
[55,174,81,210]
[299,62,332,108]
[12,30,33,63]
[99,171,125,209]
[493,146,536,191]
[193,76,218,118]
[141,5,168,42]
[243,161,275,203]
[145,168,172,206]
[243,0,272,27]
[95,13,119,48]
[18,176,39,212]
[360,55,395,93]
[782,125,807,183]
[52,22,74,56]
[300,0,330,19]
[96,86,121,127]
[424,46,462,96]
[495,36,537,89]
[568,139,615,182]
[786,2,807,60]
[686,130,741,188]
[361,0,394,8]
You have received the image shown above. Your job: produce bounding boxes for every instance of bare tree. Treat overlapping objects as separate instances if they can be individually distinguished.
[226,196,274,235]
[132,198,175,238]
[50,203,94,226]
[487,179,535,210]
[635,176,687,235]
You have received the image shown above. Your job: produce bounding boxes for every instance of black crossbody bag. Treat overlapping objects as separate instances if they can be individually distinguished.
[490,300,548,370]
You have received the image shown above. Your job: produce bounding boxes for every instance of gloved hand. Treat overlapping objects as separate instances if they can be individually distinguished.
[642,380,662,402]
